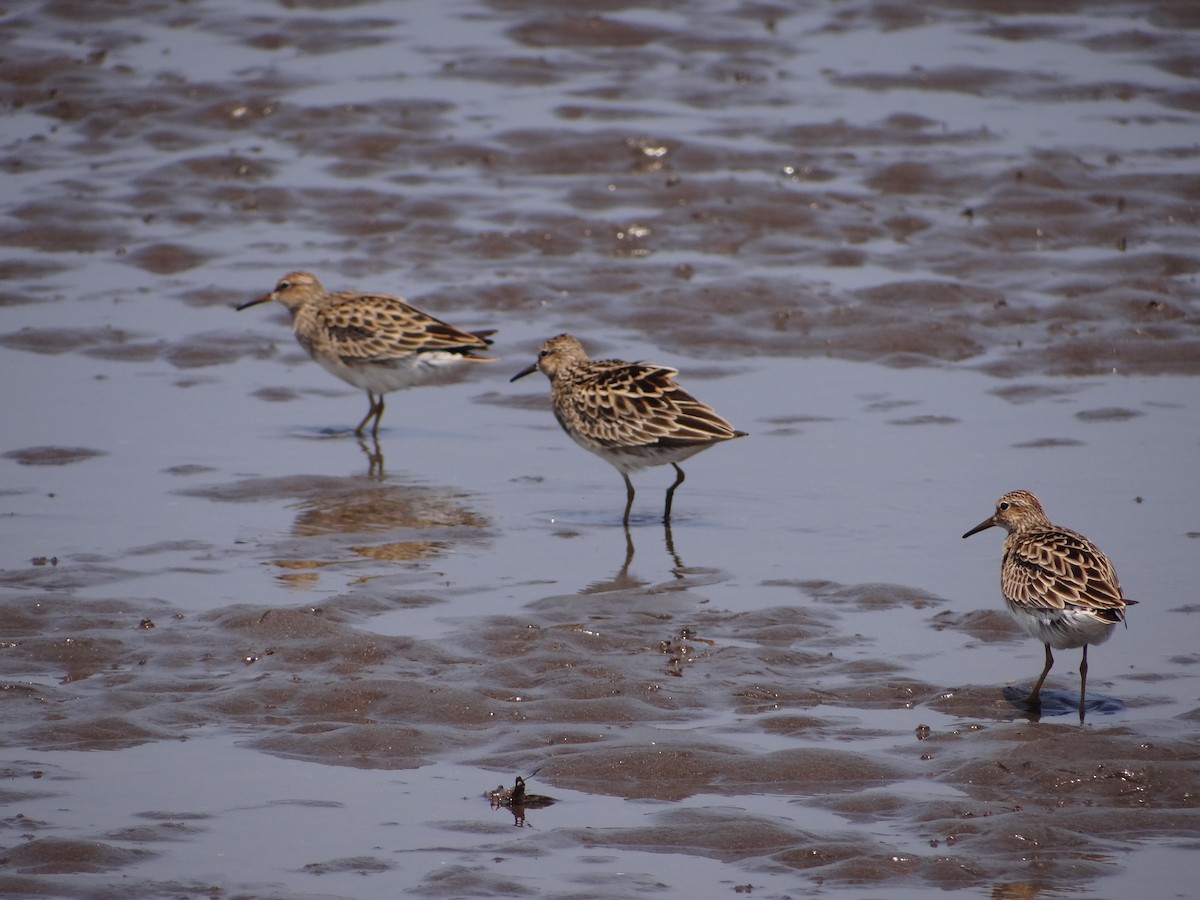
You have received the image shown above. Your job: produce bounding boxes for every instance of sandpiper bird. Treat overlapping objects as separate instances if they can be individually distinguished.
[962,489,1135,720]
[238,271,495,437]
[511,333,746,525]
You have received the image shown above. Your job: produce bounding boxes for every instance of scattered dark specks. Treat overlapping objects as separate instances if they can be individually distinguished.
[252,386,302,402]
[863,398,919,413]
[1011,438,1085,449]
[989,383,1082,404]
[162,464,217,476]
[888,415,959,426]
[1075,407,1144,422]
[124,242,209,275]
[4,446,106,466]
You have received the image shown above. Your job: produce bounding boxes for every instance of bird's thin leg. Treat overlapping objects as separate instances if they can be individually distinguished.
[1027,643,1054,706]
[622,473,636,527]
[370,395,385,438]
[663,464,686,523]
[355,393,382,437]
[1078,645,1089,723]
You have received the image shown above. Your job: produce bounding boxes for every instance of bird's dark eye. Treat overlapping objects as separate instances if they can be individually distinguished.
[998,501,1010,510]
[277,280,290,291]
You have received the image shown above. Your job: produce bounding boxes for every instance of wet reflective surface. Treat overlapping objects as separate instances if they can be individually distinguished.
[2,1,1199,897]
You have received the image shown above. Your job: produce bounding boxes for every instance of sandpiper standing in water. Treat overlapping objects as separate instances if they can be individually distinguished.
[511,333,746,525]
[238,271,495,437]
[962,489,1135,721]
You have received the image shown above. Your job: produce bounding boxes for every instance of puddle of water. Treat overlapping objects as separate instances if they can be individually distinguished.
[2,0,1199,896]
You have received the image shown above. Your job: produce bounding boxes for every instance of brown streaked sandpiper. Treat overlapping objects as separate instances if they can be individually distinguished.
[962,489,1135,721]
[511,333,746,525]
[238,271,494,437]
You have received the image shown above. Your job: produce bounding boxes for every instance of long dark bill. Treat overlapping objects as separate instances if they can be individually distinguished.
[235,292,273,311]
[961,517,997,539]
[510,362,538,383]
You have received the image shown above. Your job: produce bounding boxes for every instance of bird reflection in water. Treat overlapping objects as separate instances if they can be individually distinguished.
[357,434,385,478]
[289,481,486,538]
[486,773,556,828]
[273,479,489,578]
[573,523,713,676]
[580,520,685,594]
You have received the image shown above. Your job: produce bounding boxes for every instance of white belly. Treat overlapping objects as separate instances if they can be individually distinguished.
[1005,600,1117,650]
[312,350,469,395]
[574,436,711,474]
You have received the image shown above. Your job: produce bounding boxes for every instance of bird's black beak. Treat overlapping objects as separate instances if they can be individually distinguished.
[236,292,274,311]
[961,516,996,539]
[510,362,538,383]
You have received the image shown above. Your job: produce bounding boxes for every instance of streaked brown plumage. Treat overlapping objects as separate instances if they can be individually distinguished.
[511,333,746,525]
[962,489,1135,720]
[237,271,494,437]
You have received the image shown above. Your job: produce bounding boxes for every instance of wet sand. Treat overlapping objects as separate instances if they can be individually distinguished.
[2,0,1199,897]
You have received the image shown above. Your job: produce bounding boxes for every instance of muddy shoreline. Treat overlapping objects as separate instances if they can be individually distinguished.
[2,1,1198,897]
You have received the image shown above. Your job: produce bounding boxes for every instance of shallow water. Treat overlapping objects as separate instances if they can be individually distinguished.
[2,1,1199,897]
